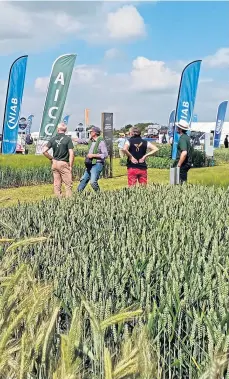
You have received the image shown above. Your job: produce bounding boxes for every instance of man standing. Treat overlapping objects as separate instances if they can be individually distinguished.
[43,123,74,198]
[175,120,192,184]
[123,127,158,186]
[77,126,108,192]
[224,135,228,148]
[117,133,126,158]
[162,133,167,144]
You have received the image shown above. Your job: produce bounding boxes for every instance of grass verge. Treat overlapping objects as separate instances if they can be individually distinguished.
[0,163,228,208]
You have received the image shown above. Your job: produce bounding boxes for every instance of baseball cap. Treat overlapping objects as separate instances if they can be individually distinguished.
[89,126,101,135]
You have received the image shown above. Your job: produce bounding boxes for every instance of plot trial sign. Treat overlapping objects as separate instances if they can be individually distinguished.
[101,112,113,177]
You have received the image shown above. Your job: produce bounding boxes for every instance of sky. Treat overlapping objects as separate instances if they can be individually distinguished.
[0,1,229,131]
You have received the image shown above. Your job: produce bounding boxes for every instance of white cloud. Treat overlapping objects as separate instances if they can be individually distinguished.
[106,5,146,40]
[130,57,179,91]
[35,77,49,93]
[0,2,32,40]
[204,48,229,68]
[27,58,186,129]
[55,13,82,34]
[73,65,107,85]
[25,53,229,131]
[0,2,89,55]
[0,2,146,55]
[199,78,214,84]
[104,48,120,60]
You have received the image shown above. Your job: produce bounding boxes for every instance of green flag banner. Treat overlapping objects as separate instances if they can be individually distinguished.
[36,54,76,154]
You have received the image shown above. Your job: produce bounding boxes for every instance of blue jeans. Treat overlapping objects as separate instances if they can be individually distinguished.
[77,163,104,192]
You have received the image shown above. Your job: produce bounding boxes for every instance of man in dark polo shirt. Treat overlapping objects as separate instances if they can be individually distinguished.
[43,123,74,197]
[175,120,192,183]
[123,127,158,186]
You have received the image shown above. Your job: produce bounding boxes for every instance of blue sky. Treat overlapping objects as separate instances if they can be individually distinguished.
[0,1,228,129]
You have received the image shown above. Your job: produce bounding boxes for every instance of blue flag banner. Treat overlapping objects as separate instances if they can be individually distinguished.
[213,101,228,148]
[168,110,175,138]
[172,60,202,160]
[63,115,70,125]
[26,114,34,135]
[192,114,198,122]
[1,55,28,154]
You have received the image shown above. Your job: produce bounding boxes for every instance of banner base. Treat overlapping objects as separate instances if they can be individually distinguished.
[170,167,180,185]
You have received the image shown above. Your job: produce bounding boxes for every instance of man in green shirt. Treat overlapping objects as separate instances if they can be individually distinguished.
[175,120,192,183]
[43,123,74,198]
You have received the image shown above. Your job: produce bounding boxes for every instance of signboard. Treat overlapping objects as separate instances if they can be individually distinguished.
[101,112,113,177]
[170,167,180,185]
[204,131,214,157]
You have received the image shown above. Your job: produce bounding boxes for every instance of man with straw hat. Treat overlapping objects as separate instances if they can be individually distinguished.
[117,132,126,158]
[175,120,192,183]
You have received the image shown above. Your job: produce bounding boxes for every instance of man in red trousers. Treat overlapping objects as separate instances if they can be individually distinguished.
[122,127,158,186]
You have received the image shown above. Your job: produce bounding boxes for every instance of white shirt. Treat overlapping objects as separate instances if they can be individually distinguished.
[117,137,126,149]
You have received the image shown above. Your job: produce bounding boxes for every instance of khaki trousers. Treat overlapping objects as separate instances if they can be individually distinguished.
[52,160,72,198]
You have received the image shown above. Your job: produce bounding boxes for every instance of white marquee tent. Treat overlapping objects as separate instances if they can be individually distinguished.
[191,122,229,144]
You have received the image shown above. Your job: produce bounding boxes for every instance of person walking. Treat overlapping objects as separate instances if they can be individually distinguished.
[162,133,167,144]
[77,126,108,192]
[43,123,74,198]
[175,120,192,184]
[123,126,158,187]
[117,133,126,158]
[224,135,228,148]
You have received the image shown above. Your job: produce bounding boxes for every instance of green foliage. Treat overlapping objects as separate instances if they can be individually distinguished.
[120,144,214,169]
[154,144,171,158]
[0,260,59,379]
[214,148,229,164]
[1,185,229,377]
[0,154,52,168]
[0,155,110,188]
[0,255,156,378]
[74,144,120,158]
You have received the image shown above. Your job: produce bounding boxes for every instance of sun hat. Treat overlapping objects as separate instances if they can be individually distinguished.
[89,126,101,135]
[175,120,190,131]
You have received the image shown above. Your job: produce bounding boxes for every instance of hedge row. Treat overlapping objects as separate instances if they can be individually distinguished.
[120,146,213,169]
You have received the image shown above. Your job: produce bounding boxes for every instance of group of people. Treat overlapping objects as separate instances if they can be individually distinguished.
[43,119,192,198]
